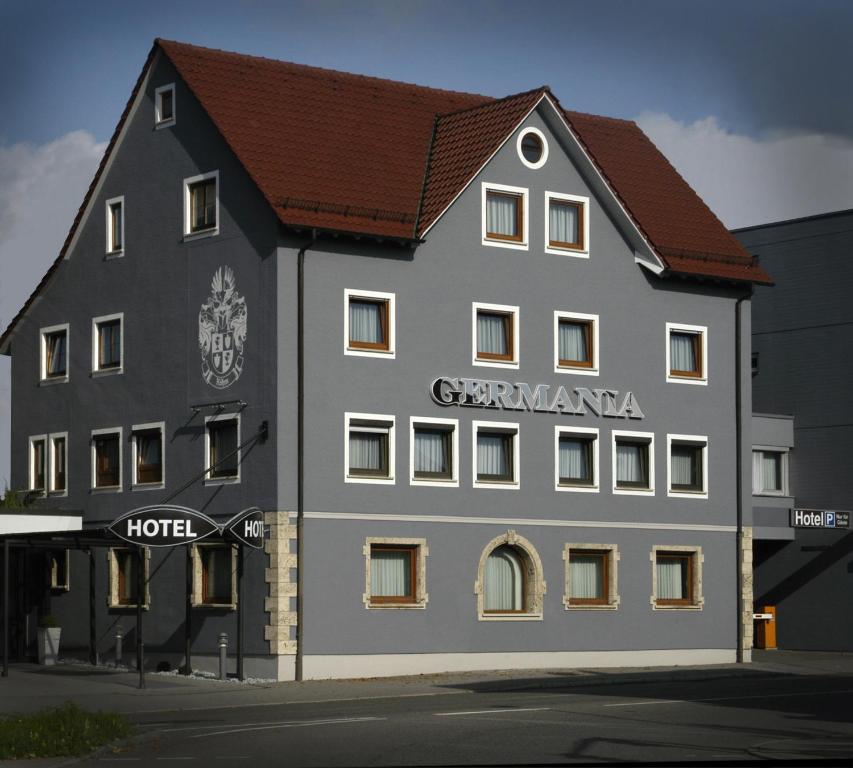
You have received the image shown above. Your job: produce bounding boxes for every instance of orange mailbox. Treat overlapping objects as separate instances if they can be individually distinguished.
[754,605,777,649]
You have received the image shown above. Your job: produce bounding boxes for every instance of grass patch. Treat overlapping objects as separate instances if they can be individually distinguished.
[0,702,134,759]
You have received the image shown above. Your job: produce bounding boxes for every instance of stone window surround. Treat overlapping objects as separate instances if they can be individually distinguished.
[474,530,545,621]
[107,547,150,609]
[191,542,238,609]
[362,536,429,610]
[650,544,704,610]
[562,542,620,610]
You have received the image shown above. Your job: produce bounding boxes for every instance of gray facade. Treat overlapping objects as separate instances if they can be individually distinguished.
[2,47,757,679]
[737,209,853,651]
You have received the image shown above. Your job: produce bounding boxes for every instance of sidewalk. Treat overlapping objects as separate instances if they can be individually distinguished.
[3,649,853,718]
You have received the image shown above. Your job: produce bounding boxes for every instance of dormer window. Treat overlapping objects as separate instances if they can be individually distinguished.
[155,84,175,127]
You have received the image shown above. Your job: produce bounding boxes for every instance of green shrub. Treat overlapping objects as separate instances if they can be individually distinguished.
[38,614,60,629]
[0,702,134,759]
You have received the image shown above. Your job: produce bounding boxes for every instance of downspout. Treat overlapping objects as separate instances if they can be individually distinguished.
[735,287,753,663]
[295,230,316,682]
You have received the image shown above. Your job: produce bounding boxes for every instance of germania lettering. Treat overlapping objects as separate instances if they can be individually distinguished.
[430,376,645,419]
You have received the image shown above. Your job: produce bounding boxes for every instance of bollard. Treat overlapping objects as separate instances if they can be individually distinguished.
[115,630,123,666]
[218,632,228,680]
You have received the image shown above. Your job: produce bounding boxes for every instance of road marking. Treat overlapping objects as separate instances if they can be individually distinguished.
[604,687,853,708]
[190,716,384,738]
[434,707,550,717]
[155,759,196,762]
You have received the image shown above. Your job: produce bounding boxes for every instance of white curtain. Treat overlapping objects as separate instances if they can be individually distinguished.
[371,550,410,597]
[752,451,762,493]
[100,323,120,367]
[761,452,780,491]
[487,194,517,236]
[559,321,588,362]
[550,202,578,244]
[349,301,382,344]
[671,446,695,486]
[139,434,161,466]
[657,559,684,600]
[349,432,383,471]
[414,430,446,474]
[670,332,696,372]
[571,555,602,599]
[484,546,522,611]
[47,333,66,375]
[478,433,508,478]
[616,443,645,484]
[559,438,589,482]
[477,313,507,356]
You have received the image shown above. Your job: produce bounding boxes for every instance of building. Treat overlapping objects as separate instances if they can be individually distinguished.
[0,40,771,680]
[736,210,853,651]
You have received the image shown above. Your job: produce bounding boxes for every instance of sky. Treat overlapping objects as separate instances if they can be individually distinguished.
[1,0,852,491]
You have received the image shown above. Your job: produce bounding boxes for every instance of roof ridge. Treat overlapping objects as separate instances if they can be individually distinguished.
[156,38,492,102]
[563,108,636,126]
[435,86,548,120]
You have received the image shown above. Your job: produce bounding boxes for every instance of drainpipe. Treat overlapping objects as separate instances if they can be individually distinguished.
[295,230,316,682]
[735,287,753,663]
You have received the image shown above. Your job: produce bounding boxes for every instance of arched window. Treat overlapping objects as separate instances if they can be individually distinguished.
[475,531,545,620]
[484,545,524,612]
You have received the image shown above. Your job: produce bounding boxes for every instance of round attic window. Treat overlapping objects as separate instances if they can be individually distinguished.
[517,127,548,169]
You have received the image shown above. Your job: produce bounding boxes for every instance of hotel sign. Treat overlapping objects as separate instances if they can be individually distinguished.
[430,377,645,419]
[223,507,265,549]
[790,508,850,529]
[109,505,220,547]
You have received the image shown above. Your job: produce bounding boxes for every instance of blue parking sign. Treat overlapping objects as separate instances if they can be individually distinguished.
[826,511,836,527]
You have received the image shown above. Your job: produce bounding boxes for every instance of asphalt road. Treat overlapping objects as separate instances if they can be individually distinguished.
[77,673,853,765]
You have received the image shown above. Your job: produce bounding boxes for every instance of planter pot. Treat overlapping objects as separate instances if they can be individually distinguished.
[37,627,62,665]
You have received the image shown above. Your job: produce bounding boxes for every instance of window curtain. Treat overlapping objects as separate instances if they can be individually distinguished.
[752,451,762,494]
[111,205,123,249]
[349,301,382,344]
[571,555,603,599]
[550,202,578,244]
[657,558,685,600]
[139,434,161,467]
[350,431,383,471]
[204,548,231,602]
[559,438,589,481]
[559,321,588,362]
[119,552,138,603]
[100,323,120,367]
[671,446,696,486]
[616,442,645,483]
[32,441,45,489]
[47,333,66,375]
[487,194,517,236]
[97,437,119,486]
[484,546,522,611]
[478,433,508,478]
[477,313,508,356]
[371,550,410,597]
[414,430,447,474]
[761,452,780,491]
[670,332,697,371]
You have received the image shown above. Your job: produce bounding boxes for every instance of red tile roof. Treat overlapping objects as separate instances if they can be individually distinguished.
[0,39,770,352]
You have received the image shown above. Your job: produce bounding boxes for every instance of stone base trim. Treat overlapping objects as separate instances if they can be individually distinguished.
[301,648,737,680]
[740,526,754,654]
[264,511,298,655]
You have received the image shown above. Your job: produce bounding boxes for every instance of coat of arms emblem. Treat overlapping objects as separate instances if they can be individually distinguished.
[199,266,247,389]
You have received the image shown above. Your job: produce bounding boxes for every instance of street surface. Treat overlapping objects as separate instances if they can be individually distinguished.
[78,672,853,765]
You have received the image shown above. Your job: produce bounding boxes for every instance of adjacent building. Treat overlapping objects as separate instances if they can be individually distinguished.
[0,40,771,679]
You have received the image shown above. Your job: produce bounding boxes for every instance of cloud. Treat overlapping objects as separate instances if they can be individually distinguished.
[636,113,853,230]
[0,130,106,491]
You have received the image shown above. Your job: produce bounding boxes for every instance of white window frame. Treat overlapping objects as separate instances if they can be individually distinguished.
[553,310,599,376]
[563,543,620,610]
[481,182,529,250]
[666,322,708,385]
[39,323,69,384]
[612,430,655,496]
[91,313,124,375]
[91,427,122,492]
[554,425,599,493]
[345,412,395,485]
[344,288,396,359]
[105,195,125,257]
[28,434,47,495]
[48,431,68,497]
[472,420,520,490]
[191,543,238,609]
[752,447,789,496]
[516,126,549,170]
[154,83,176,128]
[108,547,150,609]
[204,413,241,485]
[132,421,166,490]
[183,170,219,240]
[472,301,519,370]
[545,191,590,257]
[667,434,709,499]
[409,417,458,487]
[363,537,429,609]
[651,544,704,610]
